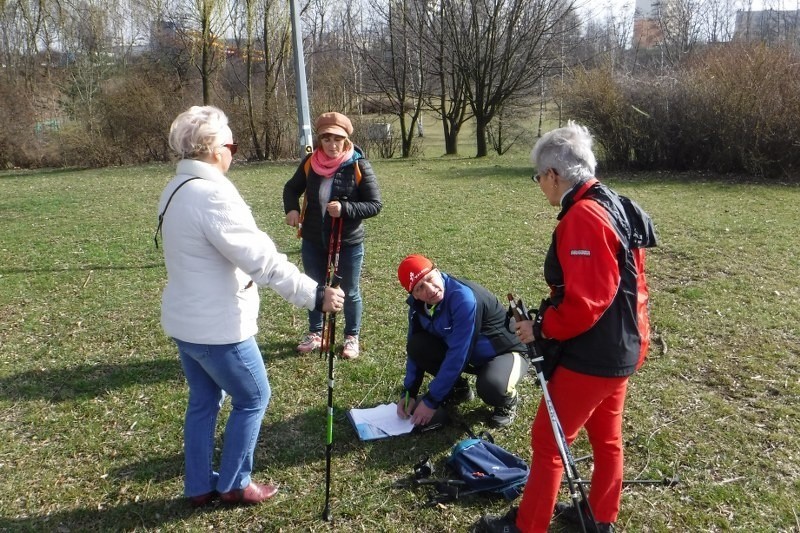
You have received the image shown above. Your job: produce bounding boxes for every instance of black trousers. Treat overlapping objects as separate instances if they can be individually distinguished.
[407,331,528,407]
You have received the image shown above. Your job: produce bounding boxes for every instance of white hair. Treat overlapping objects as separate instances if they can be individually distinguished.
[530,120,597,186]
[168,106,229,159]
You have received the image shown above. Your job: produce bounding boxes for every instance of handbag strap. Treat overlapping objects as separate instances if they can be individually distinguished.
[154,177,203,249]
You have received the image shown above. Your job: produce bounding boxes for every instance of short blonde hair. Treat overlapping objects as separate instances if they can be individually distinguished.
[169,106,229,159]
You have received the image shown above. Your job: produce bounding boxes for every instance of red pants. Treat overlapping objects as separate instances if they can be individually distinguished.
[515,367,629,532]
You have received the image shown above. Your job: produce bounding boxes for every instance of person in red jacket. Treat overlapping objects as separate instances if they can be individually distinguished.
[478,121,657,533]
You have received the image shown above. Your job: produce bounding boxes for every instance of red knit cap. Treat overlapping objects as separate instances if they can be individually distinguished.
[397,254,434,293]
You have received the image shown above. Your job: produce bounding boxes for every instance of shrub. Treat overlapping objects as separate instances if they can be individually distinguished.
[690,43,800,177]
[561,44,800,179]
[0,80,61,168]
[97,68,182,164]
[559,67,641,169]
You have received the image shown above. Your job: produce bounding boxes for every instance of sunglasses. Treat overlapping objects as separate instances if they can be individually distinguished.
[221,143,238,156]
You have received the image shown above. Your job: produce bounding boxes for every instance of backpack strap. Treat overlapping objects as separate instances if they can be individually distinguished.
[154,177,202,249]
[462,424,494,443]
[297,158,312,238]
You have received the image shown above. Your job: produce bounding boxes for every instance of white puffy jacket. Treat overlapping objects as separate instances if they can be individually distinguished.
[158,159,317,344]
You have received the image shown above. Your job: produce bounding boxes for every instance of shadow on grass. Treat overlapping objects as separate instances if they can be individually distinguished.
[258,339,304,362]
[0,358,181,401]
[0,496,235,531]
[0,167,89,180]
[0,262,165,275]
[261,401,493,470]
[110,453,184,484]
[0,406,502,531]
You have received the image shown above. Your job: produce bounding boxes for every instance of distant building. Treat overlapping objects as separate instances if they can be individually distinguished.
[633,17,663,48]
[733,9,800,45]
[633,0,691,50]
[633,0,664,49]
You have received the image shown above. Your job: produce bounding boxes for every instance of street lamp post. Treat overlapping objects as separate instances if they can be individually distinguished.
[289,0,313,157]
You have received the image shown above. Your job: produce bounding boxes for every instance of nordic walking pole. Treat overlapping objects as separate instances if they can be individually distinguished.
[563,475,679,487]
[508,294,597,533]
[322,213,343,522]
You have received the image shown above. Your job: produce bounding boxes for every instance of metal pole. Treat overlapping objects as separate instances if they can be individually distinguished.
[289,0,314,158]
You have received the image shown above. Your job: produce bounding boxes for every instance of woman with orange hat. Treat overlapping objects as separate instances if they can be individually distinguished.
[394,254,529,428]
[283,112,382,360]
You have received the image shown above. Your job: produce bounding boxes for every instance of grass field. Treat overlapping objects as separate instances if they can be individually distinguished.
[1,155,799,532]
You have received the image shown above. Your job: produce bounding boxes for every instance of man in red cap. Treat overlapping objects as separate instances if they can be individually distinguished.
[395,254,529,428]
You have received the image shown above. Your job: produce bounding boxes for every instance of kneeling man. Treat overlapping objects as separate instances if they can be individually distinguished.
[395,254,528,428]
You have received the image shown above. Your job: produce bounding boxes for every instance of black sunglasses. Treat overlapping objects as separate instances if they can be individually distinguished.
[222,143,238,156]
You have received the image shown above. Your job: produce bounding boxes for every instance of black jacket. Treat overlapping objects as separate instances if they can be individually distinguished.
[542,178,656,377]
[283,146,382,248]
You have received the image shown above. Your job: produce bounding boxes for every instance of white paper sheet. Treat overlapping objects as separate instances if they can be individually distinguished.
[348,402,415,441]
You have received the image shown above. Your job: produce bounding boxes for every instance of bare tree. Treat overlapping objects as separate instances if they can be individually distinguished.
[259,0,292,159]
[149,0,230,105]
[0,0,55,88]
[704,0,737,43]
[421,0,470,155]
[580,2,634,72]
[228,0,290,159]
[356,0,426,157]
[656,0,708,65]
[443,0,579,157]
[58,0,115,134]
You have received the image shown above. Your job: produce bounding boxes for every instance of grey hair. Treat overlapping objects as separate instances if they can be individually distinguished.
[530,121,597,186]
[169,105,229,159]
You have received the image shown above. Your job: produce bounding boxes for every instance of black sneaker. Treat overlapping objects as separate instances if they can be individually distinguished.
[443,377,474,406]
[554,501,616,533]
[476,506,520,533]
[489,394,518,428]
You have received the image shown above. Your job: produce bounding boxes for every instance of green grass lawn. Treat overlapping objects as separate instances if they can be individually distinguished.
[1,156,798,532]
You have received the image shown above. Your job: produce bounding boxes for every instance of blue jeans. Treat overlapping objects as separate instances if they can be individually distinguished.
[302,239,363,336]
[175,337,271,497]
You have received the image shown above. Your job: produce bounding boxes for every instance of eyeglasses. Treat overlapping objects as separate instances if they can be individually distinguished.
[221,143,238,155]
[532,168,550,183]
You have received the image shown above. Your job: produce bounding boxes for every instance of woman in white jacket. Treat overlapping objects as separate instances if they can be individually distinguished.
[157,106,343,507]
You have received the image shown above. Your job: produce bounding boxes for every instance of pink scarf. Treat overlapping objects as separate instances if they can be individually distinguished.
[310,147,355,178]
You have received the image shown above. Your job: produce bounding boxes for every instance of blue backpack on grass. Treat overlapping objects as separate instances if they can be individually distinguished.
[445,431,529,501]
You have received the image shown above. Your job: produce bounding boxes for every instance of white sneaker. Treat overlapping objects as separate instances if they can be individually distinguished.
[296,332,322,353]
[341,335,359,360]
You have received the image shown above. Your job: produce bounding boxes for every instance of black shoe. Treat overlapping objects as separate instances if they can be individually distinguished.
[443,377,474,406]
[488,394,518,428]
[476,506,520,533]
[554,502,616,533]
